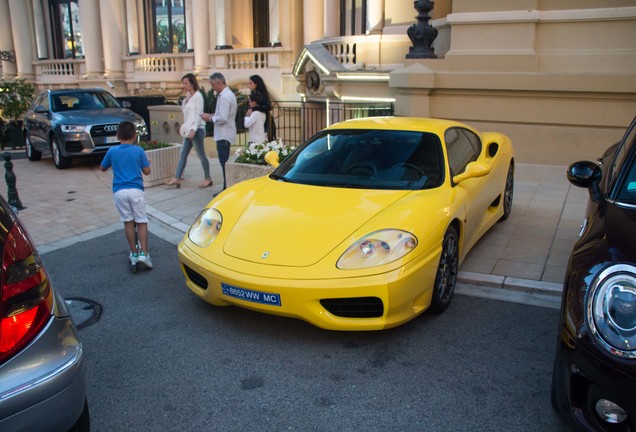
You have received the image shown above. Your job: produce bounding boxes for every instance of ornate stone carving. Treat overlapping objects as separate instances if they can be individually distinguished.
[406,0,438,59]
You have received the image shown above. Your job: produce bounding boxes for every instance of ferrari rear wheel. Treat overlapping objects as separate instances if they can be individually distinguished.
[430,226,459,314]
[500,162,514,221]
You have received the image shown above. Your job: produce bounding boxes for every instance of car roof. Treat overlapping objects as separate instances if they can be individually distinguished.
[325,117,477,135]
[45,88,108,95]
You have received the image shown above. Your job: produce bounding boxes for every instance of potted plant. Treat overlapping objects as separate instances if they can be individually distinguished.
[0,79,36,149]
[226,139,295,187]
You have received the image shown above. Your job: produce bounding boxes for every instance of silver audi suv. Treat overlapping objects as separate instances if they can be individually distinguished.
[24,88,148,169]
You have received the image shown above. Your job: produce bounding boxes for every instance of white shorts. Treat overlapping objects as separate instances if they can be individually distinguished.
[113,189,148,223]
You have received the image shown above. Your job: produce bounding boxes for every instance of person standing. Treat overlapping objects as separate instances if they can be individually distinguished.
[248,74,276,141]
[167,73,212,188]
[244,92,267,144]
[202,72,237,192]
[100,121,153,269]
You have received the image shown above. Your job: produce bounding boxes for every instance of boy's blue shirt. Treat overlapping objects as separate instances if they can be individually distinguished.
[101,144,150,193]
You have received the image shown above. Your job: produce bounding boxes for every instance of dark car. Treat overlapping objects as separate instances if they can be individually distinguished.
[551,116,636,431]
[0,196,89,431]
[24,88,148,169]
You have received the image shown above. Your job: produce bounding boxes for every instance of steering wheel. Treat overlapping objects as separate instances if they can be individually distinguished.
[347,164,377,176]
[394,163,426,176]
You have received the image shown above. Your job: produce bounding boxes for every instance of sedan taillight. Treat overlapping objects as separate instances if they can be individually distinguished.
[0,223,53,363]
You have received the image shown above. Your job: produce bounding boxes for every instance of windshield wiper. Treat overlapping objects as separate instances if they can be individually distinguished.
[270,173,290,182]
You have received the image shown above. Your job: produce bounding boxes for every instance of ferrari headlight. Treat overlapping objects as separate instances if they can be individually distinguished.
[61,125,86,133]
[188,208,222,247]
[587,263,636,359]
[337,229,417,270]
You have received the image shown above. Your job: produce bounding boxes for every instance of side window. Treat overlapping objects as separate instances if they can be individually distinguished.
[445,128,481,177]
[616,153,636,204]
[31,94,46,109]
[41,94,50,110]
[609,119,636,195]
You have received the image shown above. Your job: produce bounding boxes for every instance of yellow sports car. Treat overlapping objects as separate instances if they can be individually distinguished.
[178,117,514,330]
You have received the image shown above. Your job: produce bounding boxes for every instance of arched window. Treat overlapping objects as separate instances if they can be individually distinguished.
[144,0,188,53]
[49,0,83,59]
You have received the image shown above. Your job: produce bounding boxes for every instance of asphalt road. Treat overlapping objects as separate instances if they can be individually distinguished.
[42,230,571,432]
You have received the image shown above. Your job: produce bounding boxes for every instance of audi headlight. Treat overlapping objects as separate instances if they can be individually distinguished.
[587,263,636,358]
[337,229,417,270]
[61,125,86,133]
[188,208,222,247]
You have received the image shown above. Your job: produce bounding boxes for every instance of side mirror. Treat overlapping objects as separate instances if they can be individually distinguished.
[34,105,48,114]
[567,160,603,202]
[121,101,132,108]
[264,150,280,167]
[453,161,491,184]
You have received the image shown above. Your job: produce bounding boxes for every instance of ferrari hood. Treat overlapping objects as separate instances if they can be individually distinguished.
[223,182,409,267]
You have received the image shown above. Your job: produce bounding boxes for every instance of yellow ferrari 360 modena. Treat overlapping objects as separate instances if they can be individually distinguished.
[178,117,514,330]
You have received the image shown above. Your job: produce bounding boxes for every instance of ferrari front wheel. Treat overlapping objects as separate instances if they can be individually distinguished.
[430,226,459,314]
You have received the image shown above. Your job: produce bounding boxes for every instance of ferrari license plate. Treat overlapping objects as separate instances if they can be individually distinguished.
[221,283,281,306]
[105,136,119,144]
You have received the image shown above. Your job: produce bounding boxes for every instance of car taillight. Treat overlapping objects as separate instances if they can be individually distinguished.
[0,222,53,363]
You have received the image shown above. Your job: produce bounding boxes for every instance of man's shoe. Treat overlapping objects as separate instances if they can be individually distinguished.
[137,252,153,269]
[129,252,139,265]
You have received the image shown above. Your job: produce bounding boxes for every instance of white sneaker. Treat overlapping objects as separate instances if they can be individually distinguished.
[129,252,139,265]
[137,252,153,269]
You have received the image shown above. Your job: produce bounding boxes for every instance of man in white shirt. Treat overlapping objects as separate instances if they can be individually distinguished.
[202,72,237,192]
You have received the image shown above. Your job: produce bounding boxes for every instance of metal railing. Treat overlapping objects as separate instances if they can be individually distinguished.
[234,100,394,147]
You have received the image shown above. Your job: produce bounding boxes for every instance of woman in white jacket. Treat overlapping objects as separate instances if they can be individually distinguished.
[167,73,212,188]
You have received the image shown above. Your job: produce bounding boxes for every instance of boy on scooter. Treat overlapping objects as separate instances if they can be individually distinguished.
[100,121,153,270]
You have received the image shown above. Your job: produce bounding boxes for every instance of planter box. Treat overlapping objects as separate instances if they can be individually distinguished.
[1,122,25,150]
[143,143,181,188]
[225,154,274,187]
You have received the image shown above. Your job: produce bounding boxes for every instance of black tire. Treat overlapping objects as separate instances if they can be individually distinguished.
[429,225,459,314]
[25,133,42,161]
[500,162,514,221]
[51,136,72,169]
[68,399,90,432]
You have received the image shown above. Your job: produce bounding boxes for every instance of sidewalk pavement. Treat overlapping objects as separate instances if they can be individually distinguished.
[4,150,588,306]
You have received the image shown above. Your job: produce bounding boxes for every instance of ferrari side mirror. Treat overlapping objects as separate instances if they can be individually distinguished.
[453,161,491,184]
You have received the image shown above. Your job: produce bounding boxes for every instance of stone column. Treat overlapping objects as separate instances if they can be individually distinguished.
[125,0,140,54]
[324,0,338,38]
[269,0,281,46]
[99,0,125,79]
[0,0,17,78]
[214,0,232,49]
[78,0,104,78]
[192,0,209,74]
[32,0,48,59]
[185,0,194,51]
[303,0,324,44]
[366,0,384,34]
[8,0,35,79]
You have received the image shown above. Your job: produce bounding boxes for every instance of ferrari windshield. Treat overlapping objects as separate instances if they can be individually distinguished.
[272,129,444,190]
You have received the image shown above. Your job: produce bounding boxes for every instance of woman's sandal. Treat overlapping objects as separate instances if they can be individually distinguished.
[198,178,213,188]
[166,178,182,188]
